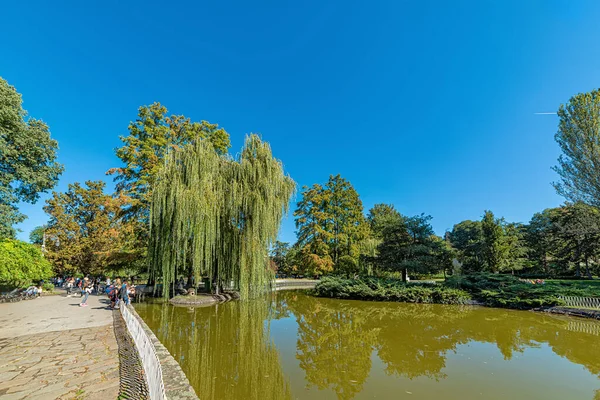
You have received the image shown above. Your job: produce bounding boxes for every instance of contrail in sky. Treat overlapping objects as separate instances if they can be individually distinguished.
[534,112,557,115]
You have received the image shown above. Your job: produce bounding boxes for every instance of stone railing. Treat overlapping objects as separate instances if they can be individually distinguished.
[120,302,166,400]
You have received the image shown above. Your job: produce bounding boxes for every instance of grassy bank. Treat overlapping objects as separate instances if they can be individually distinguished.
[313,274,600,310]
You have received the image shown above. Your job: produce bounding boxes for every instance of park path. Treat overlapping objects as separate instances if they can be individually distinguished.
[0,291,120,400]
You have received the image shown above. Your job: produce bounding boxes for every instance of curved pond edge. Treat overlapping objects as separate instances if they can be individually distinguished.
[169,292,240,306]
[128,304,199,399]
[535,306,600,320]
[168,279,319,306]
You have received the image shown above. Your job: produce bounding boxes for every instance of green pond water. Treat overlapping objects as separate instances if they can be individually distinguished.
[135,291,600,400]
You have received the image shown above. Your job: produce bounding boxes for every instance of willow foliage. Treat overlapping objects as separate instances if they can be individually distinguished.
[149,134,295,298]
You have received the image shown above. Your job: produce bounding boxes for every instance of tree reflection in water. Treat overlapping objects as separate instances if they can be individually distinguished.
[136,292,600,400]
[136,297,292,400]
[282,292,600,399]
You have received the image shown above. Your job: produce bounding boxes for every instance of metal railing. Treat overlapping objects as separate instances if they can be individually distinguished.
[274,279,319,291]
[559,296,600,310]
[120,302,166,400]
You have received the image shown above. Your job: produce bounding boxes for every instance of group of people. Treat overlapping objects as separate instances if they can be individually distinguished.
[104,277,136,309]
[52,275,136,308]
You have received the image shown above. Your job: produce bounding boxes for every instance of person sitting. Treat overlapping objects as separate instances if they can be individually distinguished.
[25,285,38,297]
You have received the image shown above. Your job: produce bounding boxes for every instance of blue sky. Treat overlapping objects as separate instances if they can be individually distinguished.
[2,0,599,243]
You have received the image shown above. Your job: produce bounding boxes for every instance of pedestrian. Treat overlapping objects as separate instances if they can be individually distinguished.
[108,285,118,309]
[120,279,130,306]
[80,277,92,307]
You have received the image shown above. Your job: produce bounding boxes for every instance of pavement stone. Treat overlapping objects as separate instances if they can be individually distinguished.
[0,291,119,399]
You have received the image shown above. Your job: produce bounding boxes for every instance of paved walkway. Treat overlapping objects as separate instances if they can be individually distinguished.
[0,291,120,399]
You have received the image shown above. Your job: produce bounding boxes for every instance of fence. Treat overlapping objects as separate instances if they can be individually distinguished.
[120,302,166,400]
[559,296,600,310]
[567,320,600,336]
[274,279,319,291]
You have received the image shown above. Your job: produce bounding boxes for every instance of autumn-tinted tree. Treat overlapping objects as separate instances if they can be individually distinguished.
[294,175,367,274]
[0,77,63,238]
[44,181,139,275]
[553,89,600,206]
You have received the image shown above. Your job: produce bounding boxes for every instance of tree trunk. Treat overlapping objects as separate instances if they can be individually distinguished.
[585,257,592,279]
[402,268,408,283]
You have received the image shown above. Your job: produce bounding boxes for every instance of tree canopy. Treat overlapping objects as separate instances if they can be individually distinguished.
[0,238,52,285]
[553,89,600,206]
[293,175,368,276]
[0,77,63,238]
[43,181,140,276]
[108,102,231,222]
[149,135,295,298]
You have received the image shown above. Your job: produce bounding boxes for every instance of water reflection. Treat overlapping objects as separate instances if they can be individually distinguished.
[137,298,291,400]
[283,292,600,399]
[136,292,600,400]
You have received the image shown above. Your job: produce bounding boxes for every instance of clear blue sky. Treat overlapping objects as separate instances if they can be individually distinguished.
[2,0,599,243]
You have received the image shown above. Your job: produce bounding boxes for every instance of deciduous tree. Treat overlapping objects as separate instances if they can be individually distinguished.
[0,77,63,238]
[43,181,139,275]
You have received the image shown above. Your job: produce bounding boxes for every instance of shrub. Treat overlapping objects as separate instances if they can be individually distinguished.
[42,282,55,292]
[0,239,52,286]
[314,276,472,305]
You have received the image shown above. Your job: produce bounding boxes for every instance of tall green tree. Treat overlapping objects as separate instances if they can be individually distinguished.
[481,211,507,273]
[294,175,367,274]
[551,202,600,277]
[108,103,231,238]
[502,222,528,273]
[270,241,292,276]
[377,213,440,281]
[0,77,63,238]
[367,203,402,239]
[553,88,600,206]
[29,225,46,246]
[448,220,484,272]
[526,208,559,273]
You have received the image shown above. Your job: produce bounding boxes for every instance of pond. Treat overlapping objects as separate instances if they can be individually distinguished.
[135,291,600,400]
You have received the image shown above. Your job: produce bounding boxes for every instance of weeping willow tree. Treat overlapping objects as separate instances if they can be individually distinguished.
[149,134,295,298]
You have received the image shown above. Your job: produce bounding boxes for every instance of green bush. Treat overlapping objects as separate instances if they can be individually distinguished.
[314,276,472,305]
[0,239,52,286]
[315,273,599,310]
[42,282,54,292]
